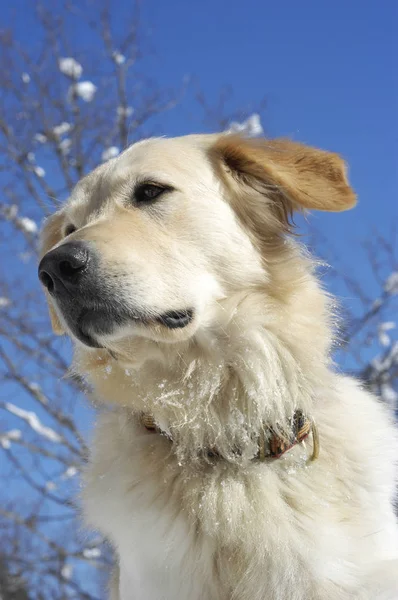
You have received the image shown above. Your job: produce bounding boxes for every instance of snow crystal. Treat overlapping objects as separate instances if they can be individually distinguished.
[59,57,83,79]
[74,81,97,102]
[29,382,41,392]
[6,204,18,219]
[83,547,101,559]
[378,322,396,347]
[381,384,398,408]
[18,217,38,234]
[34,166,45,178]
[59,138,72,155]
[19,251,32,263]
[113,51,126,65]
[0,429,21,449]
[0,297,10,308]
[63,466,78,479]
[34,133,47,144]
[101,146,120,161]
[226,113,263,137]
[61,564,73,580]
[22,72,30,83]
[5,403,62,443]
[45,481,57,491]
[385,272,398,295]
[53,122,71,137]
[372,343,398,377]
[27,152,35,162]
[117,105,134,118]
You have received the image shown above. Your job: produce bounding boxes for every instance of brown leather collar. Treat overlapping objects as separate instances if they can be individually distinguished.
[141,409,319,462]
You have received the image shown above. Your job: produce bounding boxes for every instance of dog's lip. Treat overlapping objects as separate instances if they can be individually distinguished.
[73,308,115,348]
[155,309,194,329]
[76,327,103,348]
[73,307,194,347]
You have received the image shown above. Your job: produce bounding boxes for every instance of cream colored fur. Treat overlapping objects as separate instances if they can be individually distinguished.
[39,134,398,599]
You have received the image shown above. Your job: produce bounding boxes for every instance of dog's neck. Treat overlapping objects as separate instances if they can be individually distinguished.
[75,287,331,464]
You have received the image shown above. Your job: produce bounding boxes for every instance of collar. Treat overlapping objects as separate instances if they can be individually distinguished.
[141,409,319,462]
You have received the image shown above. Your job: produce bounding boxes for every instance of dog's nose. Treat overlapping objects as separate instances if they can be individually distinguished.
[38,242,90,294]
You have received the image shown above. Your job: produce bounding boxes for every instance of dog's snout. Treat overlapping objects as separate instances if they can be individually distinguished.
[38,242,90,293]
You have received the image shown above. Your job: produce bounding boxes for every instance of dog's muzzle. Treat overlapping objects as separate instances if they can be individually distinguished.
[38,242,195,347]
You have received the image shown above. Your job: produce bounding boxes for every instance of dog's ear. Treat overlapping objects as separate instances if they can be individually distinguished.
[212,135,356,231]
[39,212,65,335]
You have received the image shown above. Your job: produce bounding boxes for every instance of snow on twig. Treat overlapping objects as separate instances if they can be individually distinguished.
[59,57,83,79]
[226,113,263,137]
[4,403,62,443]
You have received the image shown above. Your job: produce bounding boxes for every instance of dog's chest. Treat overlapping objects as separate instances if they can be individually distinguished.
[82,430,217,600]
[114,497,212,600]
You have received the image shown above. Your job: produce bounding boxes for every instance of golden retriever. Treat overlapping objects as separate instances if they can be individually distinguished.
[38,134,398,600]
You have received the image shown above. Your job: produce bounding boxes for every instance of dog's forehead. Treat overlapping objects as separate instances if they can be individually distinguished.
[68,134,218,216]
[118,135,216,175]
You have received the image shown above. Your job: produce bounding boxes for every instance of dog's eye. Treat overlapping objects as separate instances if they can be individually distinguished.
[134,183,168,204]
[64,224,77,237]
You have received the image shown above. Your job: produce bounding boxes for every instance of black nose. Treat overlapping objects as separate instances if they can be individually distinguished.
[38,242,90,294]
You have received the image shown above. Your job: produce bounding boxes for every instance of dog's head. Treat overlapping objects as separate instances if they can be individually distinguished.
[38,135,355,354]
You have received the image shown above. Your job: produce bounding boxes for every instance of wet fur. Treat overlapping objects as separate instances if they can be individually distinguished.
[40,135,398,599]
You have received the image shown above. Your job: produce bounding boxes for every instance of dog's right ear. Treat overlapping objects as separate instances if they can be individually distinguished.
[39,212,66,335]
[212,135,356,213]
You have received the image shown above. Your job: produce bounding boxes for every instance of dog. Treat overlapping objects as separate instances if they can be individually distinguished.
[38,134,398,600]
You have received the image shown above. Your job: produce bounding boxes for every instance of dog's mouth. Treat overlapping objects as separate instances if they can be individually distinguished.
[155,309,194,329]
[71,307,194,348]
